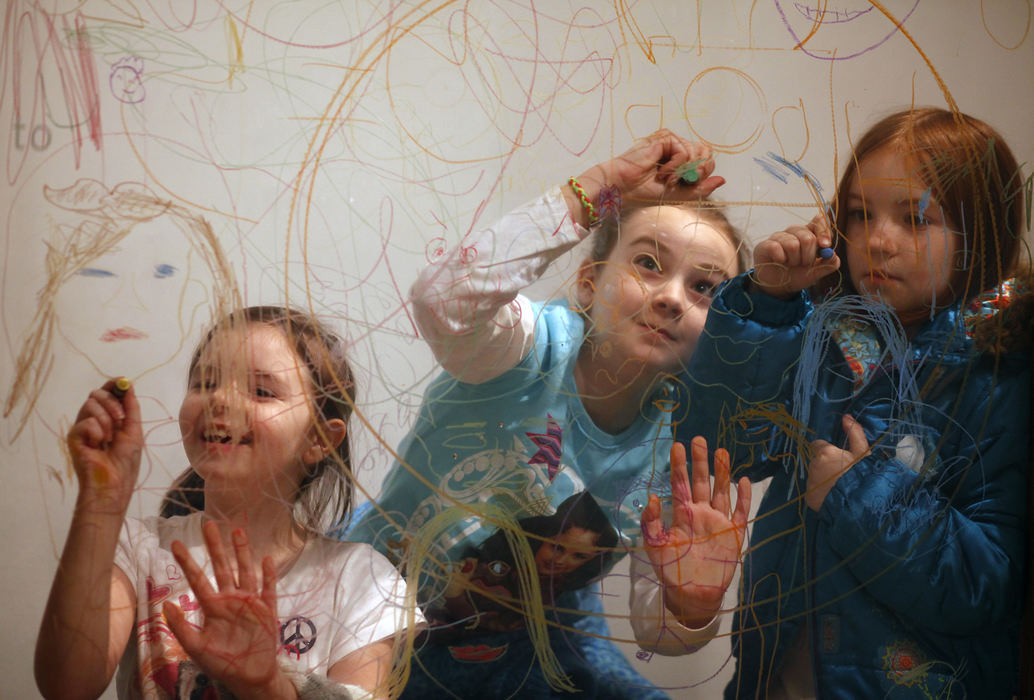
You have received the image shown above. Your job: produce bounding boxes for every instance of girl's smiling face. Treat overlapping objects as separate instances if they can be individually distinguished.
[843,146,962,328]
[576,205,740,379]
[178,323,325,499]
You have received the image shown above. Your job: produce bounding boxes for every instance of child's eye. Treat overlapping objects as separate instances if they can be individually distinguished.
[191,375,217,391]
[908,213,930,228]
[633,253,661,272]
[846,208,868,223]
[691,280,719,298]
[253,386,276,399]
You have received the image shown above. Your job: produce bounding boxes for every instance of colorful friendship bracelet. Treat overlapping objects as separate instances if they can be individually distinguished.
[568,176,599,226]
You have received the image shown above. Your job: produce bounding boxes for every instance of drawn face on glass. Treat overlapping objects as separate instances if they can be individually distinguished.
[54,217,211,380]
[109,56,146,104]
[772,0,922,60]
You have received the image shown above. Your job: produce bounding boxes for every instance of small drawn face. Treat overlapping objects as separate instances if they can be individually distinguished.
[109,57,145,104]
[55,217,209,380]
[772,0,922,60]
[533,525,600,577]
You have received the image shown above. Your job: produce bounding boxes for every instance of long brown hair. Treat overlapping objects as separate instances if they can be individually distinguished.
[819,107,1026,301]
[160,305,357,534]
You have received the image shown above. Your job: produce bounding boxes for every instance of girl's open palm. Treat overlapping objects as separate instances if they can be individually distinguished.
[640,436,751,628]
[164,522,293,699]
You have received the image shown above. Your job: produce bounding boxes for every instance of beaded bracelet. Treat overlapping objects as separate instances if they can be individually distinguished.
[567,176,599,226]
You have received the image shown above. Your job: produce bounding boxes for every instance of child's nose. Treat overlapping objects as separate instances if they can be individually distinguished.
[863,216,899,255]
[651,279,685,315]
[208,380,246,415]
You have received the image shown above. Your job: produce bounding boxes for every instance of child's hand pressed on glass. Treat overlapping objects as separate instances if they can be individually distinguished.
[806,414,871,511]
[753,213,840,299]
[164,521,294,699]
[66,380,143,506]
[640,436,751,628]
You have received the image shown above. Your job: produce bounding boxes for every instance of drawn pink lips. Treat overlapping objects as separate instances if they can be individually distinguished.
[100,326,147,342]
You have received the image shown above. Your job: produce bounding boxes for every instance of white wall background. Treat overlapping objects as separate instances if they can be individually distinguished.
[2,1,1032,697]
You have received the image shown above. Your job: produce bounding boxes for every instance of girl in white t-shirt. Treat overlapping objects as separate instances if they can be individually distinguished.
[36,305,419,700]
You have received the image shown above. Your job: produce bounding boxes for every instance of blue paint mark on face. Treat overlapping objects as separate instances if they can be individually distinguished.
[917,188,931,222]
[79,268,116,277]
[154,264,177,278]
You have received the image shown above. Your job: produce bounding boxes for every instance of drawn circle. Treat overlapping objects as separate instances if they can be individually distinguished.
[981,0,1031,50]
[683,68,767,154]
[110,65,145,104]
[427,236,448,262]
[280,616,318,655]
[771,101,810,164]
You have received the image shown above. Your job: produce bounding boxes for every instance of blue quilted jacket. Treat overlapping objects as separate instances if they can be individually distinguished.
[678,274,1029,699]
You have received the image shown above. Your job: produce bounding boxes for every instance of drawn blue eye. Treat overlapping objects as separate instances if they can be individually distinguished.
[154,264,176,278]
[78,268,116,277]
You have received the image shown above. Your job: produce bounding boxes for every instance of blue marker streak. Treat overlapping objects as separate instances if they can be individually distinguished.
[79,268,115,277]
[767,152,824,197]
[154,264,177,278]
[917,188,931,221]
[753,157,789,184]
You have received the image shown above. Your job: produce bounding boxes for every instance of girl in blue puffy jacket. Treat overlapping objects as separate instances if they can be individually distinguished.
[658,108,1030,698]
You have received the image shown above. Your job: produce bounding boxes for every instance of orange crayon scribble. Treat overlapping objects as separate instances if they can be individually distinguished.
[226,12,245,86]
[614,0,657,64]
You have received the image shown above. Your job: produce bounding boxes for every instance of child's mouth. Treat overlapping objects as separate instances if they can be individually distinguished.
[201,428,251,445]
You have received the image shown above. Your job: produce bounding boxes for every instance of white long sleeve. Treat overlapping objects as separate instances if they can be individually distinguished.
[410,185,588,383]
[629,553,719,656]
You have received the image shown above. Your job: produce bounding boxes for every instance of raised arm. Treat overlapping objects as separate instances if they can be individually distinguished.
[35,381,141,700]
[411,130,724,383]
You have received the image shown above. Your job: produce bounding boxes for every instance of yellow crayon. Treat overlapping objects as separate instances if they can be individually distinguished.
[112,377,132,399]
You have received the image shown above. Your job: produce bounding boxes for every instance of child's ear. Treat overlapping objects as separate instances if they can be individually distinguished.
[575,258,597,311]
[302,418,347,465]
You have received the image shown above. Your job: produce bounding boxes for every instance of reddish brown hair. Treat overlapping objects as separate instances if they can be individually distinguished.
[820,107,1026,301]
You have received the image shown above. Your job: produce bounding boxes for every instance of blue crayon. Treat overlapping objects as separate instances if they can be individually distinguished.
[818,247,835,260]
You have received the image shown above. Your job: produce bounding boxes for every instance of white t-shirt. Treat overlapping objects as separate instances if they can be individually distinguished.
[113,513,419,699]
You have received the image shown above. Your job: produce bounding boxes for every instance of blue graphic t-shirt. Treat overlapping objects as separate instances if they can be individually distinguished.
[348,300,675,636]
